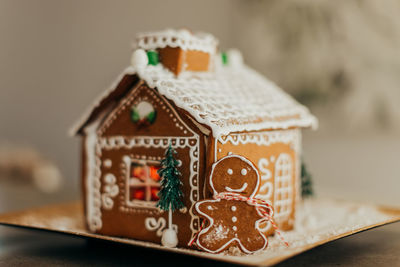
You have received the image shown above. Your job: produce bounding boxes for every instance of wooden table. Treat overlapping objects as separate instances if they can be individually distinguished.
[0,222,398,266]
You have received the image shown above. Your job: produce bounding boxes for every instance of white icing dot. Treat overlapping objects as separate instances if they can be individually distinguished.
[231,206,237,212]
[241,168,247,175]
[180,207,187,213]
[103,159,112,168]
[228,152,233,155]
[233,226,237,231]
[232,216,237,223]
[207,205,212,210]
[104,173,116,184]
[218,148,222,152]
[227,168,233,175]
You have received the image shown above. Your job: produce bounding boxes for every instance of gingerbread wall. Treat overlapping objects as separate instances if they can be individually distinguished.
[207,129,301,232]
[82,81,206,247]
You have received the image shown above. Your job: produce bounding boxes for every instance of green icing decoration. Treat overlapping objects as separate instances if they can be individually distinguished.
[146,111,157,124]
[157,144,185,212]
[131,108,140,123]
[301,160,314,198]
[221,52,228,65]
[147,50,159,66]
[130,102,157,125]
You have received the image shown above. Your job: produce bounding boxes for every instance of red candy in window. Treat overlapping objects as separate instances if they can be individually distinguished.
[150,187,160,201]
[130,187,145,200]
[132,166,146,180]
[128,163,162,202]
[149,166,160,181]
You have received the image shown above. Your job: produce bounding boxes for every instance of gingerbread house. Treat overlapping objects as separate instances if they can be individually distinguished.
[71,29,317,248]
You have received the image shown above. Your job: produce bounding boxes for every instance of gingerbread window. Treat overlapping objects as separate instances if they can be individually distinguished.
[274,153,293,221]
[127,159,161,206]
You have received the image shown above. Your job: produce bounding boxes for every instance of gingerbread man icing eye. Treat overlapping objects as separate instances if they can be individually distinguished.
[209,155,260,197]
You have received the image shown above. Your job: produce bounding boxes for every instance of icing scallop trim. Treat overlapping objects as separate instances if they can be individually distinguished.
[136,29,218,53]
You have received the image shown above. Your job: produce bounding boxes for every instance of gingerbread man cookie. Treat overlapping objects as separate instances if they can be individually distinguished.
[193,155,270,254]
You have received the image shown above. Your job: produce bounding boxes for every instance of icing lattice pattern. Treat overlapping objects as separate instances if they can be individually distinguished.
[71,61,317,137]
[134,64,317,137]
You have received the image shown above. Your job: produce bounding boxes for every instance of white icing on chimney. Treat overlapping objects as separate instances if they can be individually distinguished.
[136,29,218,53]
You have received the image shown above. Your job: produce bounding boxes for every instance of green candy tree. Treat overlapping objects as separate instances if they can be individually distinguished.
[157,144,184,247]
[301,160,314,198]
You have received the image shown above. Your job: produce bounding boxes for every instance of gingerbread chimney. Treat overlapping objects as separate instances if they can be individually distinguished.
[136,29,218,75]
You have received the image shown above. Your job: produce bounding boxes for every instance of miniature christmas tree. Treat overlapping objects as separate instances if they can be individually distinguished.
[301,160,314,198]
[157,144,184,247]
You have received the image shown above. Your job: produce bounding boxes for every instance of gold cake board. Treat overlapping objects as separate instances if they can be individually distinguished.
[0,200,399,266]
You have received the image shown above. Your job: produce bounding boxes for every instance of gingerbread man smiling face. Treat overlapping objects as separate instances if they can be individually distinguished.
[209,155,260,198]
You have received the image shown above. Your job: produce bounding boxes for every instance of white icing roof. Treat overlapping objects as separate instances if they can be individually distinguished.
[136,29,218,53]
[71,63,317,137]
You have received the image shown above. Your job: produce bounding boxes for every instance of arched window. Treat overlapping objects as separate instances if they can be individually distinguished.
[274,153,293,222]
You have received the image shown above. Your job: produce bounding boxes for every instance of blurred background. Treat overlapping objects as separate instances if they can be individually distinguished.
[0,0,399,212]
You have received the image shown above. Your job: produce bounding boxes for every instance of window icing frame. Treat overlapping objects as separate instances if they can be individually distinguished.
[126,157,161,207]
[123,156,161,209]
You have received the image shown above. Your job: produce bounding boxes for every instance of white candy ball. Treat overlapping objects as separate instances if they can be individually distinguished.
[161,228,178,248]
[227,49,243,67]
[131,49,148,69]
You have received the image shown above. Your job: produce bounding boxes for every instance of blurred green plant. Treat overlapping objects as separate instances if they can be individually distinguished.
[301,160,314,198]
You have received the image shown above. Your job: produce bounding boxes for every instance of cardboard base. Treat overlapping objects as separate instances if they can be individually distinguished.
[0,199,398,266]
